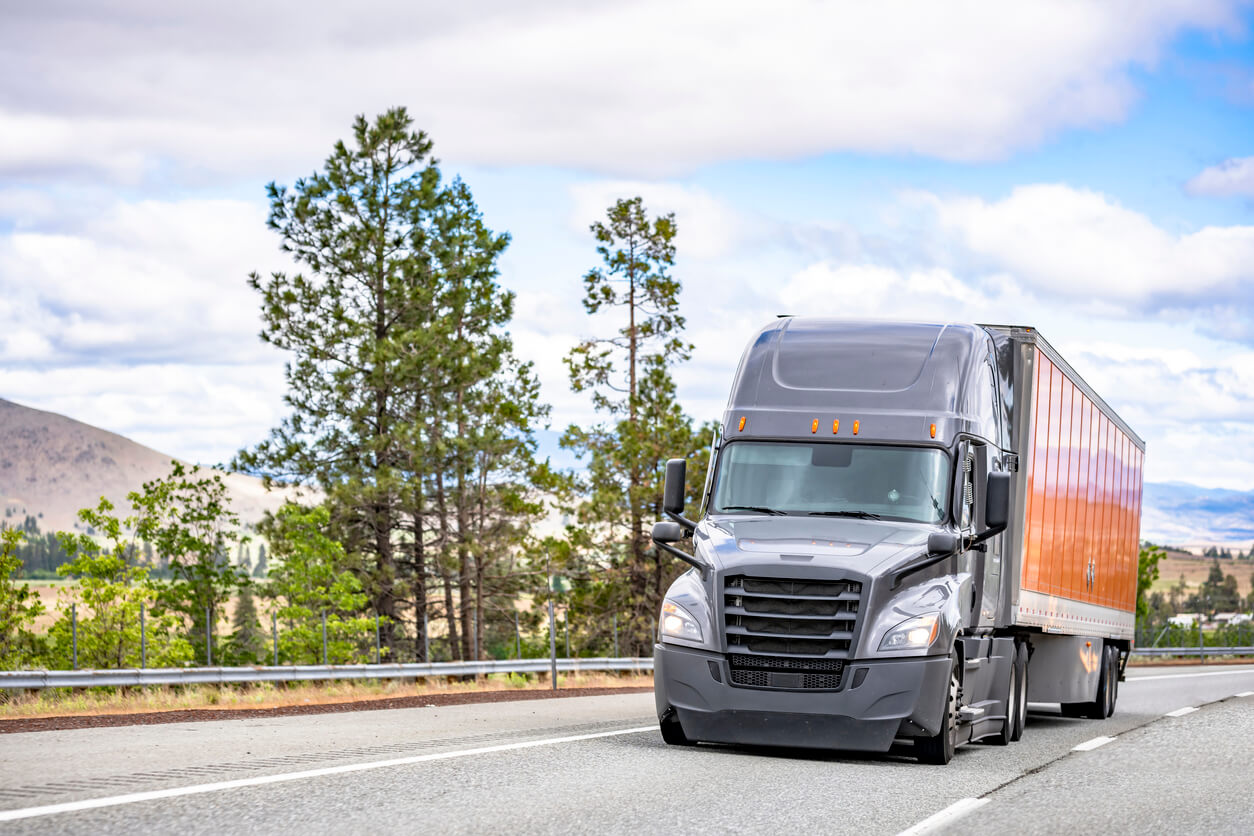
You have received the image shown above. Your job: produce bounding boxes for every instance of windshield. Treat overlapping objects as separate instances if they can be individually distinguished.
[710,441,950,524]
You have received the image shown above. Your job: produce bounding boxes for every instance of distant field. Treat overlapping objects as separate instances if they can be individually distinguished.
[1150,554,1254,600]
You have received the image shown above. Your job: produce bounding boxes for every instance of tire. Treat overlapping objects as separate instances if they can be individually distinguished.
[1075,642,1111,720]
[1010,642,1028,742]
[1104,645,1119,718]
[989,649,1018,746]
[917,657,960,764]
[659,710,693,746]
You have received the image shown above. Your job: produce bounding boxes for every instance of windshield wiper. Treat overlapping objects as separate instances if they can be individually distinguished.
[719,505,786,516]
[807,510,882,520]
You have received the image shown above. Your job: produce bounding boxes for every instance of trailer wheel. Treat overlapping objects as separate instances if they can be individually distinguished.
[917,657,959,764]
[1010,642,1028,742]
[659,709,693,746]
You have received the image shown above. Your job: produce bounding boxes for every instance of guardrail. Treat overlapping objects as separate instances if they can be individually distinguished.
[1130,647,1254,658]
[0,657,654,690]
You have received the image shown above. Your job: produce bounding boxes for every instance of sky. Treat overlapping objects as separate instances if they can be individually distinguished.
[2,0,1254,490]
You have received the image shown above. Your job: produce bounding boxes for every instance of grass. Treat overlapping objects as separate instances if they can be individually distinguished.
[0,671,653,719]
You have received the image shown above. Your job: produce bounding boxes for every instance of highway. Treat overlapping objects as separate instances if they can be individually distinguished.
[2,665,1252,835]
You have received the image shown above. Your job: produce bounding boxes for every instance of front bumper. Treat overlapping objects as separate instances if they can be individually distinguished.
[654,642,951,752]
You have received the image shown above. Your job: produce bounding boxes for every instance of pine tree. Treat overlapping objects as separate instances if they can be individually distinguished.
[239,109,543,661]
[561,197,709,654]
[227,582,266,664]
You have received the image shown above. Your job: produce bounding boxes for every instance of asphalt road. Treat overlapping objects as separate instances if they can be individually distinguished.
[1,665,1252,835]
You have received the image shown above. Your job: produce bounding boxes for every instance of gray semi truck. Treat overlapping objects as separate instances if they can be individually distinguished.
[651,319,1144,764]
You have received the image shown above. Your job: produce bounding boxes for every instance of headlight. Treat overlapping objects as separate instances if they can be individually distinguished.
[660,600,703,643]
[879,613,940,651]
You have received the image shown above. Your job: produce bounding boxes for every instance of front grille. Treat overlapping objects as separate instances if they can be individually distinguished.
[724,575,861,658]
[727,653,845,690]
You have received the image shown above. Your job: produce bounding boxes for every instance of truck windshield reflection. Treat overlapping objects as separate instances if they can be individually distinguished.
[710,441,950,524]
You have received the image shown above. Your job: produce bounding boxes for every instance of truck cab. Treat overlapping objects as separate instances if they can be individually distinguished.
[652,318,1136,763]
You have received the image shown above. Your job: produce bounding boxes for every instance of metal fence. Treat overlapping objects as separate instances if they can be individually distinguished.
[0,657,653,690]
[1130,647,1254,659]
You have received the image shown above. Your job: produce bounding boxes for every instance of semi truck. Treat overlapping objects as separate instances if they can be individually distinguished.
[651,319,1144,764]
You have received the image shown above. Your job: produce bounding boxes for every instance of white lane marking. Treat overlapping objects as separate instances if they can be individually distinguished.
[1127,669,1254,682]
[895,798,990,836]
[0,726,656,823]
[1164,706,1198,717]
[1236,691,1254,697]
[1072,736,1115,752]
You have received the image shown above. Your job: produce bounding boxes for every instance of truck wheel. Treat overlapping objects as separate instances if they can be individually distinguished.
[659,710,693,746]
[1104,645,1119,718]
[989,651,1018,746]
[1079,642,1112,720]
[1010,642,1028,742]
[917,658,959,764]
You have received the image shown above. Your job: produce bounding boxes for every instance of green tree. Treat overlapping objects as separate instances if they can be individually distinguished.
[48,499,192,669]
[0,529,45,668]
[261,503,376,664]
[561,196,708,654]
[133,462,246,662]
[239,108,542,661]
[226,583,266,665]
[1136,544,1165,621]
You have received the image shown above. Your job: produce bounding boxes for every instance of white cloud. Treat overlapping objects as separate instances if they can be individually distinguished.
[568,182,759,260]
[0,197,286,366]
[0,196,294,464]
[1186,156,1254,197]
[920,184,1254,312]
[0,1,1242,181]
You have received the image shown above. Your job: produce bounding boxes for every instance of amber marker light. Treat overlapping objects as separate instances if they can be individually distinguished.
[738,416,746,431]
[832,419,839,434]
[852,420,860,436]
[930,423,937,439]
[811,419,819,434]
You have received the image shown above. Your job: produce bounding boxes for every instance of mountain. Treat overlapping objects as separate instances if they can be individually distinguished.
[0,398,311,532]
[1141,481,1254,551]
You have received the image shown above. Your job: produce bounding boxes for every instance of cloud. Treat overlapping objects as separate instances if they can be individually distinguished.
[0,197,287,367]
[568,181,761,260]
[1186,156,1254,197]
[917,184,1254,328]
[0,1,1243,182]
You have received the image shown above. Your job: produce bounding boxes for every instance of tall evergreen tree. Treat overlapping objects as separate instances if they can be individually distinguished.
[238,108,540,659]
[562,197,708,654]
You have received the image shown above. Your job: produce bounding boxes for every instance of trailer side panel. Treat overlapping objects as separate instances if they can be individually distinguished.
[1020,345,1143,637]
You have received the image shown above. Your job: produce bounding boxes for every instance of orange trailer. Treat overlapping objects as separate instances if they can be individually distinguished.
[987,326,1145,642]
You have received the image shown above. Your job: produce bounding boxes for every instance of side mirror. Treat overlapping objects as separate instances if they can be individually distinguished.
[985,471,1011,531]
[652,521,685,543]
[663,458,687,516]
[927,531,960,555]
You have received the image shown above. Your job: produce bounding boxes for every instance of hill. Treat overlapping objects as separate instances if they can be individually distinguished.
[0,398,310,532]
[1141,482,1254,552]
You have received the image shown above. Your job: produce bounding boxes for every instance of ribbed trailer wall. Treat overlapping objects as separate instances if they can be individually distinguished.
[1014,339,1145,639]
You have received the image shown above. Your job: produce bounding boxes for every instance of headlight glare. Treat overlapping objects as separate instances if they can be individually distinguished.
[879,612,940,651]
[660,600,703,643]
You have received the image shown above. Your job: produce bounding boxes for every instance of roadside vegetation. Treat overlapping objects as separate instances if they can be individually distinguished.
[0,107,709,676]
